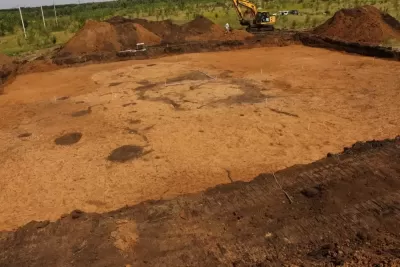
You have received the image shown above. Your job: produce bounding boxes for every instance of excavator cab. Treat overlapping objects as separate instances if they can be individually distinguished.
[231,0,276,33]
[253,10,275,31]
[254,11,270,23]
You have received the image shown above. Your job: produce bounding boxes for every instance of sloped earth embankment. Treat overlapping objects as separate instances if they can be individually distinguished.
[1,137,399,266]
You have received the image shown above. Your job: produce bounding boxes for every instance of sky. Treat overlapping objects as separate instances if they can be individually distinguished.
[0,0,111,9]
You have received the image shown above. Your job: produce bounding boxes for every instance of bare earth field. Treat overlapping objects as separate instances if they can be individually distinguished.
[0,45,399,230]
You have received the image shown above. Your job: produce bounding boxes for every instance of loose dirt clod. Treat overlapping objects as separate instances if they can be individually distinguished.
[107,145,144,162]
[18,133,32,138]
[54,132,82,145]
[71,107,92,117]
[70,209,84,219]
[314,5,400,45]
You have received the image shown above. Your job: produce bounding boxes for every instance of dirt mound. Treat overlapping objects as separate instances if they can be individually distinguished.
[131,16,252,43]
[129,18,182,42]
[314,5,400,45]
[182,16,216,34]
[58,20,120,57]
[182,16,253,42]
[106,16,162,49]
[0,53,18,91]
[57,18,162,58]
[57,16,252,61]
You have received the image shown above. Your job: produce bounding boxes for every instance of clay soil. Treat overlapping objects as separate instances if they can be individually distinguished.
[0,45,399,231]
[1,138,399,266]
[314,5,400,45]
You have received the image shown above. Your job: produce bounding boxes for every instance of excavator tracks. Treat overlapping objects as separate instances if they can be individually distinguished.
[1,138,400,266]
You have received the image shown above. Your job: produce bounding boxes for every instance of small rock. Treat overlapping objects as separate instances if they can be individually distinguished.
[71,209,84,219]
[264,232,273,238]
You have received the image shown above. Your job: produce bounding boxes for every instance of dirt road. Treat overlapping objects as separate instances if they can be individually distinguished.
[1,138,399,266]
[0,45,399,230]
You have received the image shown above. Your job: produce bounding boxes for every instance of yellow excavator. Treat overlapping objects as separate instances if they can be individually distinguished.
[231,0,276,32]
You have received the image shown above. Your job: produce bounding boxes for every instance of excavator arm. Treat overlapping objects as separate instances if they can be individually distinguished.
[231,0,257,26]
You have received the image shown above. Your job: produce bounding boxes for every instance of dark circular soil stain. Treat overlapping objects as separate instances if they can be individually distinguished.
[107,145,144,162]
[18,133,32,138]
[55,132,82,145]
[301,187,321,198]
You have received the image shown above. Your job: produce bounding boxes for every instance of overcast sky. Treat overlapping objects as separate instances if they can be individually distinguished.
[0,0,111,9]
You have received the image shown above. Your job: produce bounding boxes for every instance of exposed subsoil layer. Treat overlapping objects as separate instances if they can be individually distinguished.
[0,138,399,266]
[1,46,399,231]
[314,5,400,44]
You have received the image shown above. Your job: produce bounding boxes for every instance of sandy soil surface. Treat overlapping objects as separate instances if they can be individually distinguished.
[1,139,399,266]
[0,45,399,230]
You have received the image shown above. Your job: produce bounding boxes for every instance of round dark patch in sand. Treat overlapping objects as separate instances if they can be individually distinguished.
[107,145,144,162]
[55,132,82,145]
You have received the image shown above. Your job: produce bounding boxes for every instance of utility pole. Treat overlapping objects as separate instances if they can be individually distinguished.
[53,1,59,26]
[18,6,27,39]
[41,6,46,29]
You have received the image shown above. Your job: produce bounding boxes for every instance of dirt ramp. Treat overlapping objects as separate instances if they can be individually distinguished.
[314,5,400,45]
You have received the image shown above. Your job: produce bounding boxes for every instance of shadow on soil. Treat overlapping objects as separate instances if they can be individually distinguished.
[54,132,82,145]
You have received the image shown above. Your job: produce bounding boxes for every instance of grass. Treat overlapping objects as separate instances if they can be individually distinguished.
[0,0,399,55]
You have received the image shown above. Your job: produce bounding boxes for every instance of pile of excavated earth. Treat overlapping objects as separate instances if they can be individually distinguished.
[313,5,400,44]
[2,6,399,84]
[57,16,252,58]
